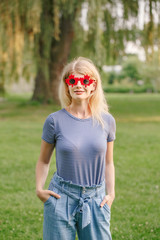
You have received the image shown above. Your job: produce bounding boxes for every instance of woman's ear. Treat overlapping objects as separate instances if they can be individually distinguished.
[93,81,97,91]
[65,84,70,95]
[90,82,97,95]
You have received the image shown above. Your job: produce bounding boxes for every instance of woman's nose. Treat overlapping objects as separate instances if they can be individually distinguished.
[76,80,83,87]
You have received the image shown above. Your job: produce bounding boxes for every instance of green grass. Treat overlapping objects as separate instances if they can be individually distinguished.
[0,93,160,240]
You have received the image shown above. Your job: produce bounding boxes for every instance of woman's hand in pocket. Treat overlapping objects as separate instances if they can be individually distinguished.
[36,189,61,203]
[100,194,115,209]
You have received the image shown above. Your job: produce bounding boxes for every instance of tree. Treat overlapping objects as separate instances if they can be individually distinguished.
[121,60,140,82]
[31,0,80,103]
[139,52,160,92]
[0,0,160,102]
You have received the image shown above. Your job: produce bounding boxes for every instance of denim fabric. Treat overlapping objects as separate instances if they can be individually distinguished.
[43,172,112,240]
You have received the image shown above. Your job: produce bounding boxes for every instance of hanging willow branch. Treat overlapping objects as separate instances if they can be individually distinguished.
[0,0,42,89]
[0,0,159,93]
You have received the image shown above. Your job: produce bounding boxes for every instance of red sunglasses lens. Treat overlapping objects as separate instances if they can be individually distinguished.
[83,79,90,85]
[69,79,76,84]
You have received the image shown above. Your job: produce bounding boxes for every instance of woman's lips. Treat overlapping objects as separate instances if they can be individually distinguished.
[74,91,84,94]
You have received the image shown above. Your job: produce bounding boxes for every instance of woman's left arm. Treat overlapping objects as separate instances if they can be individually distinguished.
[100,141,115,209]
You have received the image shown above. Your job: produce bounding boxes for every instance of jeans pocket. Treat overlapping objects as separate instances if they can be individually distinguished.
[103,202,111,213]
[44,196,52,205]
[93,196,111,224]
[44,185,60,215]
[94,197,110,212]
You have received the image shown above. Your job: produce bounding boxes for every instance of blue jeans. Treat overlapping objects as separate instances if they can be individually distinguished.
[43,172,112,240]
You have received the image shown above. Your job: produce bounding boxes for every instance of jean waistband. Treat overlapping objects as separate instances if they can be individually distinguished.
[52,171,105,189]
[51,172,106,229]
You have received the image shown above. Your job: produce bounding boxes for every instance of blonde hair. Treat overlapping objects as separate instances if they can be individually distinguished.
[58,57,109,129]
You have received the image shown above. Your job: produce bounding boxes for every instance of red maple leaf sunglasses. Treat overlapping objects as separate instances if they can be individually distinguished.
[65,74,96,87]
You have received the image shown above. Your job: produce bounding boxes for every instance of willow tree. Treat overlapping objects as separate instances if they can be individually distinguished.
[0,0,42,95]
[0,0,159,102]
[32,0,81,103]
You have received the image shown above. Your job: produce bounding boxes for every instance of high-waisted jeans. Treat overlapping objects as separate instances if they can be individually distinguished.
[43,172,112,240]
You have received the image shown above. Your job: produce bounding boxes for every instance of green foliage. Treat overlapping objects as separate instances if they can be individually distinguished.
[104,85,155,93]
[0,0,41,89]
[108,72,116,84]
[123,63,139,81]
[101,55,142,87]
[139,53,160,92]
[120,58,141,82]
[0,0,160,95]
[103,54,160,92]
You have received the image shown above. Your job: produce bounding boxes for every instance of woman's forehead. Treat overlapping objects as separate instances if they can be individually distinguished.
[70,71,93,78]
[72,73,84,78]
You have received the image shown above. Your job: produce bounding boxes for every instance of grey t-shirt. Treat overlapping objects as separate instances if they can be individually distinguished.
[41,108,116,187]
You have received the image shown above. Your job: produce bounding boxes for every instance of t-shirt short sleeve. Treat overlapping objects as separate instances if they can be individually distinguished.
[107,114,116,142]
[41,114,56,144]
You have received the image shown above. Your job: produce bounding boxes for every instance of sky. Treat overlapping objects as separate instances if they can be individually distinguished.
[80,0,160,62]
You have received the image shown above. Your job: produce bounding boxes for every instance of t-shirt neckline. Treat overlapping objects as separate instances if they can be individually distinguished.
[62,108,92,121]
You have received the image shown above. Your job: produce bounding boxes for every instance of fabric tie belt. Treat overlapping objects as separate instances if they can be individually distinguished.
[53,181,104,229]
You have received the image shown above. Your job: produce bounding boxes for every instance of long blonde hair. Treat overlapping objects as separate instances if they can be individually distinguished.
[58,57,109,129]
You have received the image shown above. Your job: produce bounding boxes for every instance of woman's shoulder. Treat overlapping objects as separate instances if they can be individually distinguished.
[45,108,64,120]
[102,112,116,141]
[101,111,116,124]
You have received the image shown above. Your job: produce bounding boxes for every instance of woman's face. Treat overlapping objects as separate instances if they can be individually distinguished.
[66,73,97,100]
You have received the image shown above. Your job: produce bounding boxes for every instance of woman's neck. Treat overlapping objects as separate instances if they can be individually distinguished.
[66,104,92,119]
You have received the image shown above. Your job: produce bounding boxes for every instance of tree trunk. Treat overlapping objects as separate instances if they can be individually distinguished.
[0,83,5,96]
[32,0,53,103]
[31,68,51,103]
[32,15,74,104]
[49,16,74,105]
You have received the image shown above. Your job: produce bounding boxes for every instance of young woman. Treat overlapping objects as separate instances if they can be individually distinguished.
[35,57,116,240]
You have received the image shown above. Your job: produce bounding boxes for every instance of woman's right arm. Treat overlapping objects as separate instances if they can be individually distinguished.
[35,139,61,203]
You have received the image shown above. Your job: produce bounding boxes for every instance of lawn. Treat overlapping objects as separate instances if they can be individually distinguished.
[0,93,159,240]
